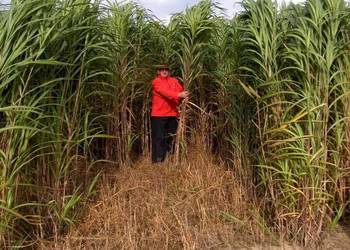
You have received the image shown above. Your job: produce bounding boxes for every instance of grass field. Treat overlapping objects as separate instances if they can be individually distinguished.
[0,0,350,248]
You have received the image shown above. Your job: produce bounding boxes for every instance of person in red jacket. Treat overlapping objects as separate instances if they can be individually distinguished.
[151,64,189,163]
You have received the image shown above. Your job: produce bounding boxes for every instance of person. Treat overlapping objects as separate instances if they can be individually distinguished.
[151,64,189,163]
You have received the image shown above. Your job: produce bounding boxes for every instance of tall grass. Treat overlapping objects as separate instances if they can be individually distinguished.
[0,0,106,246]
[168,1,217,162]
[1,0,350,247]
[241,0,350,245]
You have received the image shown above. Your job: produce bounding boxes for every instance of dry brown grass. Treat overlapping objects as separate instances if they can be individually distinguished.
[36,147,350,250]
[39,148,266,249]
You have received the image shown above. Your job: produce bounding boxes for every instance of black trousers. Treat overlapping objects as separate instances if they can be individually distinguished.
[151,117,178,163]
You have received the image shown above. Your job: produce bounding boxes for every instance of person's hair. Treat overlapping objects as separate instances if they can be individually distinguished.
[156,68,170,76]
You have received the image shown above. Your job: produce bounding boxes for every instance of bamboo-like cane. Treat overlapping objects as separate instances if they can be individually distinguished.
[174,101,187,165]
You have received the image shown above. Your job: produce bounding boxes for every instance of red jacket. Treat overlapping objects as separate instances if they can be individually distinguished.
[151,76,183,117]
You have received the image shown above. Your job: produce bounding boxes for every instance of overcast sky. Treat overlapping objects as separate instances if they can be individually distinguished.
[134,0,306,22]
[0,0,306,22]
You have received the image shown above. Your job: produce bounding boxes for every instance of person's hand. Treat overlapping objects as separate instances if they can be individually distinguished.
[183,96,189,103]
[178,91,189,99]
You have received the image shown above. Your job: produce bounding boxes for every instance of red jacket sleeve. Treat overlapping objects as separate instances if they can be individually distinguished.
[153,79,180,103]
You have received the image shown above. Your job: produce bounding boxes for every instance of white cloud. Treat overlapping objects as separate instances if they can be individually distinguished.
[0,0,306,22]
[133,0,306,23]
[279,0,305,3]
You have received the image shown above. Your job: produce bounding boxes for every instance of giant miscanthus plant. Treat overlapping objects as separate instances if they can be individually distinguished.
[0,0,106,246]
[280,0,349,243]
[242,0,350,245]
[211,17,254,181]
[170,0,217,162]
[101,2,156,165]
[1,0,350,247]
[241,0,305,243]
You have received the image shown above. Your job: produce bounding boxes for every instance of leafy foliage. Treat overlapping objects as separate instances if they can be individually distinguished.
[0,0,350,248]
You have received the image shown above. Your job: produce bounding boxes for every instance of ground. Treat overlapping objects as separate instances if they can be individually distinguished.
[323,224,350,250]
[39,149,350,249]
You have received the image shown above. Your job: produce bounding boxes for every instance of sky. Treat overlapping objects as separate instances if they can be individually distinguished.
[127,0,305,22]
[0,0,306,22]
[135,0,241,21]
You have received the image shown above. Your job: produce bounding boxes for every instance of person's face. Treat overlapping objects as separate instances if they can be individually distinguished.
[158,68,170,78]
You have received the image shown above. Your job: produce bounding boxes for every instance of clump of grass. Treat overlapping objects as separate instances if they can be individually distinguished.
[42,148,263,249]
[240,0,350,245]
[1,0,350,248]
[0,0,107,247]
